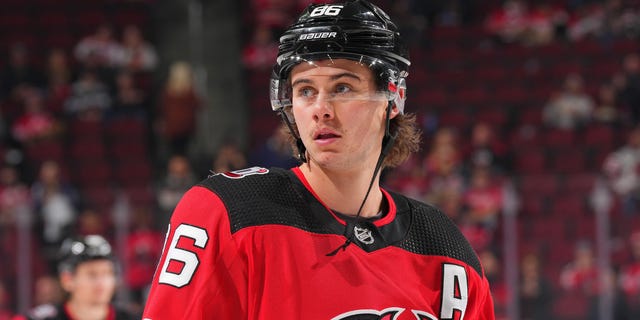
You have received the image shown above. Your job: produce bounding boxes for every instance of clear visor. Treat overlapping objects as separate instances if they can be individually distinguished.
[270,53,406,116]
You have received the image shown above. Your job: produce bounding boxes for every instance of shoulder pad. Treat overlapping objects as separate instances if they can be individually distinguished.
[396,195,483,277]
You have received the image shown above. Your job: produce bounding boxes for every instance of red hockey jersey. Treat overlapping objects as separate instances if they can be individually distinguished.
[143,167,495,319]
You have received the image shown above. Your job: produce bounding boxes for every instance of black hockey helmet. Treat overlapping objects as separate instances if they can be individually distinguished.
[57,234,114,273]
[270,0,411,116]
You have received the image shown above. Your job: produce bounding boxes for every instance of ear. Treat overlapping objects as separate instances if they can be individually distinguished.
[383,100,400,120]
[389,102,401,119]
[59,272,74,292]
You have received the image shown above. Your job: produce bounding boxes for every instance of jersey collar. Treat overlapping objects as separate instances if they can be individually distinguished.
[290,166,397,227]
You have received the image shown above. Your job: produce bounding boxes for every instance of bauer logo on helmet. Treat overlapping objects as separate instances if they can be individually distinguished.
[298,32,338,41]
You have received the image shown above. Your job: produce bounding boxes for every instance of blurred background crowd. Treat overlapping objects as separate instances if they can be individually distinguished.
[1,0,640,319]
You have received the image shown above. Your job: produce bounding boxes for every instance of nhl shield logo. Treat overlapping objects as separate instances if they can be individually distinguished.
[354,226,374,245]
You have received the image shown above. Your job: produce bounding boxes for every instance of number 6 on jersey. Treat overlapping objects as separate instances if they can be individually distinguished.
[158,224,209,288]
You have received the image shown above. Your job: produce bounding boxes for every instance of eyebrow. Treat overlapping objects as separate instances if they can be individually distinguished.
[291,72,362,88]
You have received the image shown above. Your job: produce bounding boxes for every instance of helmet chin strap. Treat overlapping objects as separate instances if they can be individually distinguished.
[279,111,308,163]
[326,101,396,256]
[280,99,396,165]
[279,102,396,256]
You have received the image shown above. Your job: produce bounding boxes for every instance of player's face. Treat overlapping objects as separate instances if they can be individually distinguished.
[290,59,397,170]
[62,259,116,306]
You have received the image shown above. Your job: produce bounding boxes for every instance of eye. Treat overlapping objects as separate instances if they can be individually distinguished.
[335,84,351,94]
[297,87,315,98]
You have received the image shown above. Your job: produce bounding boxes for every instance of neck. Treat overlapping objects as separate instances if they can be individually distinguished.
[66,300,110,320]
[299,161,384,218]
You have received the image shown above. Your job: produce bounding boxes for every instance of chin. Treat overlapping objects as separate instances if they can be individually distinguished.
[311,156,356,171]
[310,156,333,167]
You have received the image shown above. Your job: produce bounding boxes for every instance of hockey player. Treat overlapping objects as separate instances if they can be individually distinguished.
[26,235,138,320]
[143,0,495,319]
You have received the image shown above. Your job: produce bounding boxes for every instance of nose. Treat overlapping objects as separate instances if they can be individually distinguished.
[312,92,334,121]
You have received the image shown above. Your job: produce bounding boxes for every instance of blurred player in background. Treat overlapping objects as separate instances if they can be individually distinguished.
[24,235,138,320]
[143,0,495,319]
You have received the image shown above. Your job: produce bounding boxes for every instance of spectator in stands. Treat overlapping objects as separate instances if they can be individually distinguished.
[0,165,30,229]
[156,61,201,157]
[156,155,196,229]
[593,82,623,126]
[249,123,297,169]
[602,0,627,40]
[603,126,640,215]
[424,127,459,171]
[457,215,495,252]
[463,166,503,230]
[74,24,121,69]
[542,72,595,130]
[608,1,640,39]
[618,53,640,124]
[242,24,279,71]
[9,87,63,177]
[423,143,465,214]
[31,161,79,261]
[559,240,599,295]
[75,208,108,238]
[114,25,158,73]
[423,128,464,208]
[44,49,72,90]
[43,49,73,116]
[110,70,146,119]
[63,70,112,121]
[619,230,640,318]
[558,243,630,319]
[484,0,531,45]
[424,141,463,189]
[32,275,63,308]
[212,140,247,173]
[478,249,507,318]
[525,2,569,46]
[381,152,429,202]
[123,207,163,311]
[0,43,43,100]
[566,0,639,42]
[462,121,509,174]
[11,88,61,146]
[519,253,553,320]
[567,2,606,42]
